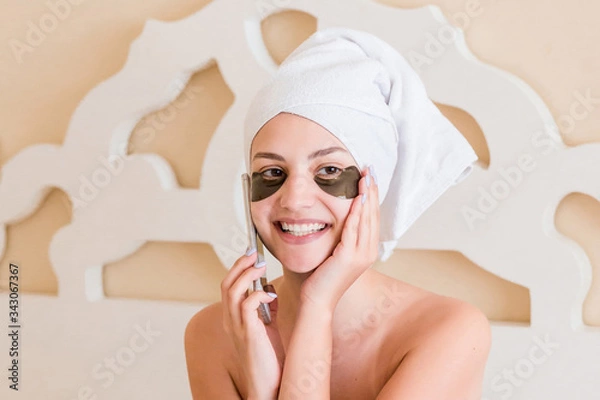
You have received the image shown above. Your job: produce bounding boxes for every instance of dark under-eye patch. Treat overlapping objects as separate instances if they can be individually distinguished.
[251,169,285,201]
[314,165,361,199]
[251,166,361,202]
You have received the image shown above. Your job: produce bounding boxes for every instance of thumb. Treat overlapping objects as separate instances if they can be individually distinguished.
[262,284,284,366]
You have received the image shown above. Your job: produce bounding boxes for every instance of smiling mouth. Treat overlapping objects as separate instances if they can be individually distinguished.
[275,221,331,237]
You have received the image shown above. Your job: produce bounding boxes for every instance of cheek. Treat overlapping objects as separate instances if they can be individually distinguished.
[332,201,353,230]
[250,201,273,230]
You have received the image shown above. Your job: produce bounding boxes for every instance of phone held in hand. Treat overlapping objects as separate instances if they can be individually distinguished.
[241,173,272,325]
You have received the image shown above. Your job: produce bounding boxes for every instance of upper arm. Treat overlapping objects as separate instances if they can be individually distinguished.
[377,301,492,400]
[184,304,241,400]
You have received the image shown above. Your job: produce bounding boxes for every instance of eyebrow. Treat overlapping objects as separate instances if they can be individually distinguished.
[252,146,349,162]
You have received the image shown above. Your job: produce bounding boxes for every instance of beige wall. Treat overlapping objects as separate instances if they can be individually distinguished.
[0,0,598,324]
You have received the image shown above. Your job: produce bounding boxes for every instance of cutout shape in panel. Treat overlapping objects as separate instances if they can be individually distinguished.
[555,192,600,327]
[374,249,530,323]
[436,102,490,169]
[103,241,226,304]
[128,61,234,189]
[261,10,318,65]
[0,188,71,295]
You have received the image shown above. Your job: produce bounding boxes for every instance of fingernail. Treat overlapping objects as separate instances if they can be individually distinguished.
[255,260,266,268]
[246,247,257,256]
[361,193,367,204]
[266,292,278,298]
[366,174,371,188]
[369,165,377,185]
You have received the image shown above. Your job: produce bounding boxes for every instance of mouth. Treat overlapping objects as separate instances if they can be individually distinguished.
[273,221,332,244]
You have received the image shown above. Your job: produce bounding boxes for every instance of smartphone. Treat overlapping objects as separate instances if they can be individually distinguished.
[241,173,272,325]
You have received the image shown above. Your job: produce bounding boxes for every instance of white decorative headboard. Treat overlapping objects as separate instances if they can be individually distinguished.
[1,0,598,398]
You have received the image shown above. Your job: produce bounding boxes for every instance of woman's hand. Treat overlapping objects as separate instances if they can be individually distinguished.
[300,165,380,312]
[221,250,284,400]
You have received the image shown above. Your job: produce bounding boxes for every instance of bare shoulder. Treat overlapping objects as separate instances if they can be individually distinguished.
[184,302,241,399]
[371,272,491,348]
[373,275,492,399]
[413,290,492,347]
[185,302,226,351]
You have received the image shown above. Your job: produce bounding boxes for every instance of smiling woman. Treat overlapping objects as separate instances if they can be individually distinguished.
[249,113,361,272]
[184,26,491,400]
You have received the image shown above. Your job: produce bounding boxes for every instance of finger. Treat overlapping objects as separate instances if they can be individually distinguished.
[241,290,278,332]
[221,251,258,328]
[225,264,268,332]
[369,169,380,257]
[339,190,362,255]
[357,167,371,252]
[221,250,258,294]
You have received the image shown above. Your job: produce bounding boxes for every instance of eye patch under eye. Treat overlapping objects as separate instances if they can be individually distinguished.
[251,166,361,202]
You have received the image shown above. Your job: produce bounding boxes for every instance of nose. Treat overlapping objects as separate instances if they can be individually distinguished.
[278,174,316,211]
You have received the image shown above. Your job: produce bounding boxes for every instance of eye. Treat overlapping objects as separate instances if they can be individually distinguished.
[261,168,285,180]
[317,166,342,179]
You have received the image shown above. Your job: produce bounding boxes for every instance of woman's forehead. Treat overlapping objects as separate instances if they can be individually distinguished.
[251,113,351,158]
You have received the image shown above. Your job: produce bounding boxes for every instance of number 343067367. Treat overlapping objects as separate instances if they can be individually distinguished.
[8,263,19,322]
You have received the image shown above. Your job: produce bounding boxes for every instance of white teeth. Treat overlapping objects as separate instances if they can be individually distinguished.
[280,222,326,236]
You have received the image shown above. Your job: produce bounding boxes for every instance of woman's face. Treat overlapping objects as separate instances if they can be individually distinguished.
[250,112,359,273]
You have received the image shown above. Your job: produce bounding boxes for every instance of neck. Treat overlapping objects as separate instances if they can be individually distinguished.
[275,266,378,339]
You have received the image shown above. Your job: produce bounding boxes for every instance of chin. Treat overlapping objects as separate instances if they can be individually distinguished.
[280,254,328,275]
[263,240,334,274]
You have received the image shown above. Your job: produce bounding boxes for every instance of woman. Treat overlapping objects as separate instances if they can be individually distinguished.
[185,27,491,399]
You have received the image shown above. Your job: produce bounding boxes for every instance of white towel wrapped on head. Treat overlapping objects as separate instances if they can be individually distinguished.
[244,27,477,262]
